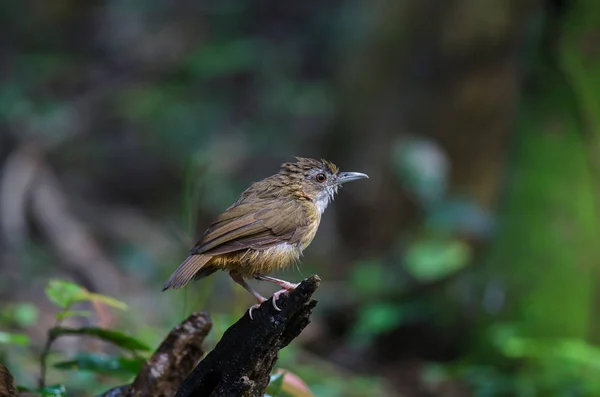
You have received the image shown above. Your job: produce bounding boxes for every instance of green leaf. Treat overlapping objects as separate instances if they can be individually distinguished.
[404,239,471,282]
[0,331,30,345]
[356,303,402,336]
[55,310,92,320]
[86,292,128,311]
[18,384,67,397]
[49,327,151,351]
[45,279,128,312]
[41,384,67,397]
[54,353,144,378]
[45,279,87,308]
[349,259,388,296]
[12,303,39,327]
[265,372,285,397]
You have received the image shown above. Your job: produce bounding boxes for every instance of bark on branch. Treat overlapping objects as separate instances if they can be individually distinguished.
[0,363,16,397]
[98,312,212,397]
[175,275,320,397]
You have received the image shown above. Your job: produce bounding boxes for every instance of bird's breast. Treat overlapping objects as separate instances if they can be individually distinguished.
[298,215,320,250]
[262,243,303,267]
[212,242,302,276]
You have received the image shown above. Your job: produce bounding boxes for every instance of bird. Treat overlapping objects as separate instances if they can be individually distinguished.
[162,157,368,318]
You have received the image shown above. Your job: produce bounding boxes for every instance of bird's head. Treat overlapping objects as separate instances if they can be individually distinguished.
[279,157,368,213]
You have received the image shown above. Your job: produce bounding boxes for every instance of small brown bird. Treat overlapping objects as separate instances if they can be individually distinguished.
[163,157,368,317]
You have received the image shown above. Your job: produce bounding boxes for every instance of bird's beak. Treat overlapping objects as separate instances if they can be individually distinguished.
[337,171,369,184]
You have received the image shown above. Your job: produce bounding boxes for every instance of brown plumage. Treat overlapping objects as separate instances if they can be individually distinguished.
[163,157,368,317]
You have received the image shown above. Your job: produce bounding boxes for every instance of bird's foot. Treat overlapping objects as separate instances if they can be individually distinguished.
[255,275,299,291]
[245,277,299,318]
[271,288,292,311]
[248,295,267,320]
[279,281,300,291]
[248,286,295,317]
[248,303,261,320]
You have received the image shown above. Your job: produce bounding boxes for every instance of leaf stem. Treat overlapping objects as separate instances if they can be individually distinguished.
[38,305,69,389]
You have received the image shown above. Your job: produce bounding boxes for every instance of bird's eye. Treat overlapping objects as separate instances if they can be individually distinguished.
[315,173,327,183]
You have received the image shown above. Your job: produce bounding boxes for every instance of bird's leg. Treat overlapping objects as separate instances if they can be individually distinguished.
[229,271,266,320]
[255,275,300,311]
[270,289,293,311]
[254,275,299,291]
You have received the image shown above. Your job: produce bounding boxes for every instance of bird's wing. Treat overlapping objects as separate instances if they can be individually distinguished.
[190,199,311,256]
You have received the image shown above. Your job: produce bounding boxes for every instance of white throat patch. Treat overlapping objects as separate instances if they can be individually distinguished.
[314,185,337,214]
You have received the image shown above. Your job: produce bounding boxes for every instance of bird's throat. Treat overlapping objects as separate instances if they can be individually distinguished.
[313,188,334,214]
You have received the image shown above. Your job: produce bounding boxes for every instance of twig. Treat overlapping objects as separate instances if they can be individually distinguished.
[38,329,55,390]
[38,309,67,389]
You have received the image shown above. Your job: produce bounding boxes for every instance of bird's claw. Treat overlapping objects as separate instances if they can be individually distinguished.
[248,303,262,320]
[271,289,290,312]
[272,298,281,311]
[248,288,292,318]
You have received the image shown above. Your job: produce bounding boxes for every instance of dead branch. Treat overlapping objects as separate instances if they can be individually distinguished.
[175,275,320,397]
[128,311,212,397]
[97,312,212,397]
[0,364,16,397]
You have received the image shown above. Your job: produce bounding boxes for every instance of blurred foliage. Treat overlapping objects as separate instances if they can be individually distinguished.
[34,279,146,394]
[393,137,449,209]
[53,353,144,379]
[45,280,129,312]
[427,327,600,396]
[404,238,471,282]
[18,384,67,397]
[0,304,39,328]
[0,332,29,347]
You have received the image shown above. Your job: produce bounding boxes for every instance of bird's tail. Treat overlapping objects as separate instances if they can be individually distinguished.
[162,255,213,291]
